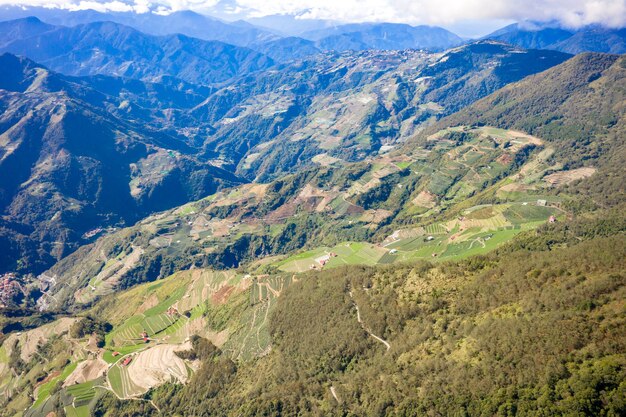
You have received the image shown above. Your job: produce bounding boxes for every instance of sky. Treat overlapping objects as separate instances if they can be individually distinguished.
[1,0,625,37]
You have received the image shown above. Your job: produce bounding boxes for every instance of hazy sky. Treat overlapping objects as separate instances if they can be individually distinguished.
[2,0,625,30]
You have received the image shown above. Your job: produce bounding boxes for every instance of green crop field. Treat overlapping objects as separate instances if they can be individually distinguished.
[103,344,145,363]
[108,362,144,399]
[278,242,387,272]
[503,204,556,224]
[272,198,556,270]
[33,362,78,408]
[425,223,447,235]
[67,381,97,407]
[65,405,91,417]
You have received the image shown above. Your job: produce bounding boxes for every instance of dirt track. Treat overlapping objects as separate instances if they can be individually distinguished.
[349,291,391,351]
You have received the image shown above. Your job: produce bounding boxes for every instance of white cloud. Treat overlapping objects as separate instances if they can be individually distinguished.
[68,1,134,13]
[233,0,626,28]
[0,0,624,28]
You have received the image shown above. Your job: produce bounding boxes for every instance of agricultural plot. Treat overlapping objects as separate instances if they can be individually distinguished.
[107,270,244,347]
[391,202,556,262]
[228,275,294,361]
[225,295,275,361]
[425,223,447,235]
[418,126,548,203]
[32,363,78,408]
[66,381,97,408]
[75,246,145,304]
[108,361,145,399]
[503,204,557,225]
[64,405,91,417]
[277,242,388,272]
[103,344,146,364]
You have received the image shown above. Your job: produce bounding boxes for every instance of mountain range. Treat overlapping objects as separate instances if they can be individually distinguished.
[2,6,625,57]
[0,17,274,85]
[0,6,279,47]
[0,49,623,417]
[0,7,624,417]
[303,22,463,51]
[485,22,626,54]
[0,30,571,275]
[0,7,464,58]
[31,51,624,311]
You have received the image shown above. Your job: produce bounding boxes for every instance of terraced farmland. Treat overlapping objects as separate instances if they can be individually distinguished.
[108,362,144,399]
[66,381,98,408]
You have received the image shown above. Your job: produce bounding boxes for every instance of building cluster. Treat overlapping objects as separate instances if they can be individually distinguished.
[0,273,23,307]
[310,252,338,270]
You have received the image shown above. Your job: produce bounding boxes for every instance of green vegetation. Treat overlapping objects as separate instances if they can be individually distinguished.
[32,362,77,408]
[91,229,625,417]
[2,48,625,417]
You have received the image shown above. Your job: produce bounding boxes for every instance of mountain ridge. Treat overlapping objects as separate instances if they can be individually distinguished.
[0,17,275,86]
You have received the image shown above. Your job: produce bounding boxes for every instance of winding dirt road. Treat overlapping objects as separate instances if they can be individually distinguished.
[349,291,390,351]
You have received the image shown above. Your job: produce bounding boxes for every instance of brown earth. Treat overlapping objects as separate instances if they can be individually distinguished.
[63,359,108,387]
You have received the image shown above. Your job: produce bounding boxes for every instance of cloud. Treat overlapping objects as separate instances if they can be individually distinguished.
[0,0,624,28]
[232,0,626,28]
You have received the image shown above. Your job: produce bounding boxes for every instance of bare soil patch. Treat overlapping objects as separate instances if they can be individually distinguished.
[126,344,190,391]
[544,167,596,186]
[63,359,108,387]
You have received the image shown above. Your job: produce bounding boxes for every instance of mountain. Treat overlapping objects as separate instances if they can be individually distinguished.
[484,22,574,49]
[0,18,274,86]
[0,6,278,47]
[32,51,625,314]
[550,27,626,54]
[0,54,243,274]
[0,51,623,417]
[304,22,464,51]
[486,22,626,53]
[249,36,321,62]
[0,15,55,47]
[192,41,570,182]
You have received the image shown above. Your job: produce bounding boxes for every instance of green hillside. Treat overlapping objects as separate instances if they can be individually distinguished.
[1,44,625,417]
[4,212,622,417]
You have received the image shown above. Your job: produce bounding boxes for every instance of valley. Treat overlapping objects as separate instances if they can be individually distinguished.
[0,6,624,417]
